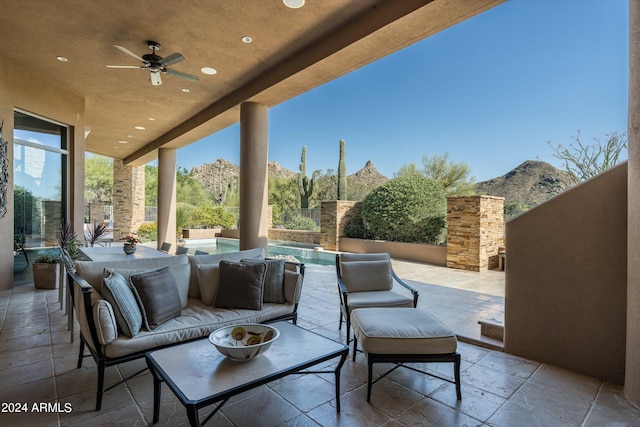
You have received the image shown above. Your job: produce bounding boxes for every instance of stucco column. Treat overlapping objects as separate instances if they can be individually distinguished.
[157,148,177,253]
[239,102,269,252]
[625,0,640,407]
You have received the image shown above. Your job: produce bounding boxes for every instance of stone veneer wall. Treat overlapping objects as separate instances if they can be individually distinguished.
[41,201,62,246]
[112,159,145,240]
[446,195,504,271]
[320,200,361,251]
[268,229,321,245]
[88,203,104,227]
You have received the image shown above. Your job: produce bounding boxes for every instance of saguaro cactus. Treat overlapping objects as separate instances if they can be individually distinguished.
[297,146,316,209]
[338,139,347,200]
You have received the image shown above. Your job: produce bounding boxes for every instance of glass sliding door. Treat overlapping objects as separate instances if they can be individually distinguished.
[13,110,68,279]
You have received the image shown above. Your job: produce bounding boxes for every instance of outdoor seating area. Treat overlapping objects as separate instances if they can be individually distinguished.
[2,260,640,426]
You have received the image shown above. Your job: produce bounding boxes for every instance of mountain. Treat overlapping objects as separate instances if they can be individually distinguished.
[475,160,571,208]
[349,160,388,187]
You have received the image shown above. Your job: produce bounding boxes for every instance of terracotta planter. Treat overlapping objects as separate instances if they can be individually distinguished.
[33,263,60,289]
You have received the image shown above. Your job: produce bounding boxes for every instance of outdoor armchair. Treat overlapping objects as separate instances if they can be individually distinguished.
[335,252,419,344]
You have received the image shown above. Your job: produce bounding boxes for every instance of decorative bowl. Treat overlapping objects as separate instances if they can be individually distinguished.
[209,324,279,361]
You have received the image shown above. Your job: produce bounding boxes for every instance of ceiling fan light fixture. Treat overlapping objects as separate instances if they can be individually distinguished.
[283,0,305,9]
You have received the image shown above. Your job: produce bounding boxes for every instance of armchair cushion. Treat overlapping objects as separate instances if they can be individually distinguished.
[346,290,415,310]
[340,260,393,292]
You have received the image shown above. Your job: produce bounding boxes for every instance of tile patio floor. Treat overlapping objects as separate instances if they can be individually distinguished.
[2,262,640,426]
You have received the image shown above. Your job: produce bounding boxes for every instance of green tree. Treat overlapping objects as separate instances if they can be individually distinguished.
[176,166,206,205]
[548,130,628,187]
[144,165,158,206]
[396,152,475,195]
[85,154,113,203]
[269,176,299,227]
[361,174,447,244]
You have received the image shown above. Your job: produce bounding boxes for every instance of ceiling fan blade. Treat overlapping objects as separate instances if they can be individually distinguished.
[114,44,146,62]
[106,65,145,69]
[159,52,185,67]
[166,68,200,82]
[150,70,162,86]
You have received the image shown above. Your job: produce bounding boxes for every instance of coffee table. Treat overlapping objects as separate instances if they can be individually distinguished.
[146,321,349,426]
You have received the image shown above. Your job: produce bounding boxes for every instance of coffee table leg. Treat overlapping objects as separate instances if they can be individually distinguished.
[187,406,200,427]
[152,375,161,423]
[335,351,348,412]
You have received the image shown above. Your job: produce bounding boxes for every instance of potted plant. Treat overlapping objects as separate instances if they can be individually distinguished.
[121,234,140,254]
[58,220,82,258]
[85,221,109,247]
[33,254,60,289]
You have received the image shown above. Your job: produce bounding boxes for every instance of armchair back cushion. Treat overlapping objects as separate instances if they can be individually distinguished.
[340,259,393,292]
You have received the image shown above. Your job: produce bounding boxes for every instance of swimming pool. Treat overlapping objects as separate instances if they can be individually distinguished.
[186,238,336,266]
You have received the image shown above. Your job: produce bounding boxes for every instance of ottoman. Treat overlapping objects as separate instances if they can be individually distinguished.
[350,307,461,401]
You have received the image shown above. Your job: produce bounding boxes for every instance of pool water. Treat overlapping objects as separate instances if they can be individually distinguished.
[189,238,335,266]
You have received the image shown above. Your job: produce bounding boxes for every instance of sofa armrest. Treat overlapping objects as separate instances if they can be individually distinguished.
[68,270,110,353]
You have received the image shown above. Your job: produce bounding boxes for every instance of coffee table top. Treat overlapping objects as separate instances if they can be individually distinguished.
[79,244,172,262]
[146,321,347,404]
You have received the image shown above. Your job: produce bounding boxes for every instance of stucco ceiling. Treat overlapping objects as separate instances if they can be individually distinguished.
[0,0,504,166]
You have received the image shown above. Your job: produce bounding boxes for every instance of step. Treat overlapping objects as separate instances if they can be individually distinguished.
[478,319,504,342]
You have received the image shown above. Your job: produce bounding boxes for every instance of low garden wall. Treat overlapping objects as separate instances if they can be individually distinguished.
[268,229,321,245]
[340,237,447,266]
[182,228,223,239]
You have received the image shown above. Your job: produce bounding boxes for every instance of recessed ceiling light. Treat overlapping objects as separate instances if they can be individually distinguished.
[201,67,218,75]
[148,117,155,121]
[134,126,145,130]
[283,0,305,8]
[242,36,253,44]
[56,56,68,62]
[118,140,128,144]
[128,135,133,138]
[182,88,191,93]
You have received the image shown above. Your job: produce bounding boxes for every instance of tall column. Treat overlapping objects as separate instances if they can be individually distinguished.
[158,148,177,253]
[112,159,145,240]
[625,0,640,407]
[239,102,269,252]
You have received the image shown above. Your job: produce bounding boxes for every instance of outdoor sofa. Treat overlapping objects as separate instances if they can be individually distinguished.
[67,248,305,410]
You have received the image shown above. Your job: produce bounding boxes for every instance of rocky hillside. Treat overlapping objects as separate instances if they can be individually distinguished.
[475,160,572,208]
[349,160,388,187]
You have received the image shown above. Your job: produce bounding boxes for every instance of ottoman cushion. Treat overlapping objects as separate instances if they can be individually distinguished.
[351,308,457,355]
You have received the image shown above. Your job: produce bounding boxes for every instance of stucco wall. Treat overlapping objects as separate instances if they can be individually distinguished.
[0,56,85,289]
[504,162,628,383]
[340,237,447,266]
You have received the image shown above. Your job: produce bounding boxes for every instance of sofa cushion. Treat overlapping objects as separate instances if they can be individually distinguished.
[188,248,265,298]
[104,262,190,309]
[197,264,220,305]
[75,254,189,294]
[340,259,393,292]
[93,299,118,345]
[242,258,285,303]
[130,266,182,330]
[102,272,143,338]
[214,260,266,310]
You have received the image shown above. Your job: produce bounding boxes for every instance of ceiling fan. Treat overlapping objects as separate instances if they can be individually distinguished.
[106,40,199,86]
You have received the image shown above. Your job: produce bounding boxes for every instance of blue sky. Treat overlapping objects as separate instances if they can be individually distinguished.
[176,0,629,182]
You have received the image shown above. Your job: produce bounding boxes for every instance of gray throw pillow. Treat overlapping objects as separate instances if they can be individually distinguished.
[102,272,143,338]
[214,260,266,310]
[241,258,285,303]
[130,265,182,330]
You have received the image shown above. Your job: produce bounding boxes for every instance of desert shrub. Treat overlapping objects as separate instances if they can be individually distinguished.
[343,218,372,239]
[285,215,319,231]
[361,174,447,244]
[136,222,157,243]
[188,203,236,229]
